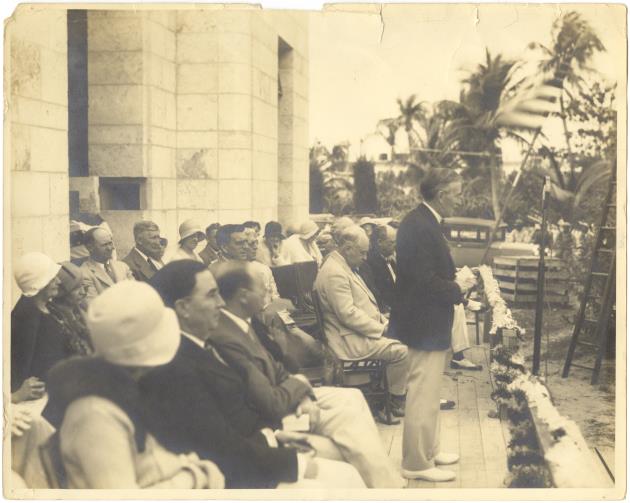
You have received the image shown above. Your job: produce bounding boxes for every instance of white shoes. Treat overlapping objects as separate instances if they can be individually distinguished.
[435,452,460,465]
[403,452,459,481]
[402,467,456,482]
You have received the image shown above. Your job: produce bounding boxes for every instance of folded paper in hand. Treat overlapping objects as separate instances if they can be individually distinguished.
[282,413,310,432]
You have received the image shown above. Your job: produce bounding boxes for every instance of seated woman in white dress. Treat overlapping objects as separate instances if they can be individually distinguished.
[169,219,205,263]
[282,220,323,267]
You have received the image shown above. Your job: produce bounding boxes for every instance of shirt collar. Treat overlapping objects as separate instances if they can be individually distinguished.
[423,201,442,224]
[221,308,251,335]
[181,330,204,349]
[134,247,150,262]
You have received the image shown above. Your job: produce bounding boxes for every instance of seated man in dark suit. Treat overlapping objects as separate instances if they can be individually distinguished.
[210,262,404,488]
[363,224,397,313]
[122,221,165,282]
[147,260,364,489]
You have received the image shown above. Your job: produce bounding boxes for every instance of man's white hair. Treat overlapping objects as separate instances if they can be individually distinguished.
[337,225,368,247]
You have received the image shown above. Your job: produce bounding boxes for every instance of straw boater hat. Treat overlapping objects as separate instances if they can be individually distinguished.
[14,252,61,297]
[178,219,205,243]
[86,281,180,367]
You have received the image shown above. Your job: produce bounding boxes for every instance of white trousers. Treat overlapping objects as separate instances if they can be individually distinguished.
[276,457,366,488]
[451,303,470,354]
[402,348,449,471]
[303,386,405,488]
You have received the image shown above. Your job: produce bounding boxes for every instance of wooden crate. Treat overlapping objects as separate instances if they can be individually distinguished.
[492,256,569,305]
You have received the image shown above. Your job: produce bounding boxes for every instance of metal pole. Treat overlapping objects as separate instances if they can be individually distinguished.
[533,176,550,375]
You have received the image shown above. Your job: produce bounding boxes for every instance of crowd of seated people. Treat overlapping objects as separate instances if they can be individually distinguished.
[9,211,481,490]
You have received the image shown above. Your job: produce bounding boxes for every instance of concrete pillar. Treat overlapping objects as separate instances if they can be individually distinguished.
[86,10,178,255]
[6,5,70,303]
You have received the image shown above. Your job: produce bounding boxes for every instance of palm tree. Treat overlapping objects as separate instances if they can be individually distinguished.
[455,49,524,217]
[529,11,604,186]
[396,94,427,150]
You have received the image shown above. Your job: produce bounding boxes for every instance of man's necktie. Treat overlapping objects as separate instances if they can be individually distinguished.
[147,257,158,272]
[104,261,116,282]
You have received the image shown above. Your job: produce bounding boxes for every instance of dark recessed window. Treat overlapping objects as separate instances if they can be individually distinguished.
[99,177,145,210]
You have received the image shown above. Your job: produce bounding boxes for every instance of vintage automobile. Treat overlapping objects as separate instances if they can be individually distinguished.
[443,217,538,267]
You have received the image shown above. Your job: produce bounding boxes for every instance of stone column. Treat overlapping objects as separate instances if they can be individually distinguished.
[86,10,177,255]
[6,5,69,302]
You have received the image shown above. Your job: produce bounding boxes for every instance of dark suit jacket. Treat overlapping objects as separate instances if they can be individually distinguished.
[389,204,463,350]
[211,312,312,423]
[138,336,298,488]
[11,296,69,391]
[122,247,159,282]
[362,251,397,312]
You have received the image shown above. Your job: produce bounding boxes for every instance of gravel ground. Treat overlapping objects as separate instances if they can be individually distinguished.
[511,306,616,450]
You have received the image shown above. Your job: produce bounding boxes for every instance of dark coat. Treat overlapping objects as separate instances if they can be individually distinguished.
[389,204,463,350]
[137,336,299,488]
[211,312,312,423]
[11,296,70,391]
[122,248,159,282]
[364,250,397,312]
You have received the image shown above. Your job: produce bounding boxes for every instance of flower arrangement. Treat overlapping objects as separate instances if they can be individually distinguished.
[478,265,523,335]
[490,345,610,488]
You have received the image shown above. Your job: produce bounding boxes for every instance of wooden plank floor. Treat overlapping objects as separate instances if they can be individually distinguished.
[377,344,510,488]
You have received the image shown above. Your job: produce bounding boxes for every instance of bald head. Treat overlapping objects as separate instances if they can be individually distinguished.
[331,216,355,244]
[84,227,114,263]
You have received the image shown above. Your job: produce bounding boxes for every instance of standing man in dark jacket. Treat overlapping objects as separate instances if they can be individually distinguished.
[389,169,476,483]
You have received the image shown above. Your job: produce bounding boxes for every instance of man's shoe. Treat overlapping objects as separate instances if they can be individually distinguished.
[450,358,483,371]
[374,408,400,425]
[391,404,405,417]
[402,467,456,482]
[440,399,456,410]
[435,452,459,465]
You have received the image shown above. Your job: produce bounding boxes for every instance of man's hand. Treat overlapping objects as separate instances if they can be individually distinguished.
[275,430,309,445]
[10,408,32,437]
[295,397,320,426]
[292,374,313,389]
[466,299,483,312]
[12,377,45,403]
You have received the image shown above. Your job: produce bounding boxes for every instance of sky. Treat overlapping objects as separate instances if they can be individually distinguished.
[308,4,625,157]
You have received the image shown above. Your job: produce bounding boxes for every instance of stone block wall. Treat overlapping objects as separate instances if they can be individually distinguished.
[7,7,309,264]
[6,5,70,302]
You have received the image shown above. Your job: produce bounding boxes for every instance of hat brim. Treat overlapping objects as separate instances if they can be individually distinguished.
[300,228,320,240]
[179,231,205,243]
[22,262,62,297]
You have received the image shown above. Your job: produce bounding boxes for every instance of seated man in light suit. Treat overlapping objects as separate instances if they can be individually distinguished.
[314,226,408,419]
[80,227,134,303]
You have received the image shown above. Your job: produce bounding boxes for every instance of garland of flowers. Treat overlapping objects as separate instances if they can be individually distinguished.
[491,345,552,488]
[478,265,523,335]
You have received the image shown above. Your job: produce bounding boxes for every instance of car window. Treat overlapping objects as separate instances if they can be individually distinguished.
[459,229,479,242]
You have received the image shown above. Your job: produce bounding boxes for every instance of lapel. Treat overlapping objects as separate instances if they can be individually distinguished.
[218,312,276,382]
[131,249,156,280]
[417,205,455,273]
[331,251,378,305]
[179,335,240,383]
[87,258,113,287]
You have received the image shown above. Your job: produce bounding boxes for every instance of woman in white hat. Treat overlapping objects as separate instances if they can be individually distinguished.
[11,252,65,404]
[43,281,224,489]
[169,219,206,263]
[282,220,323,266]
